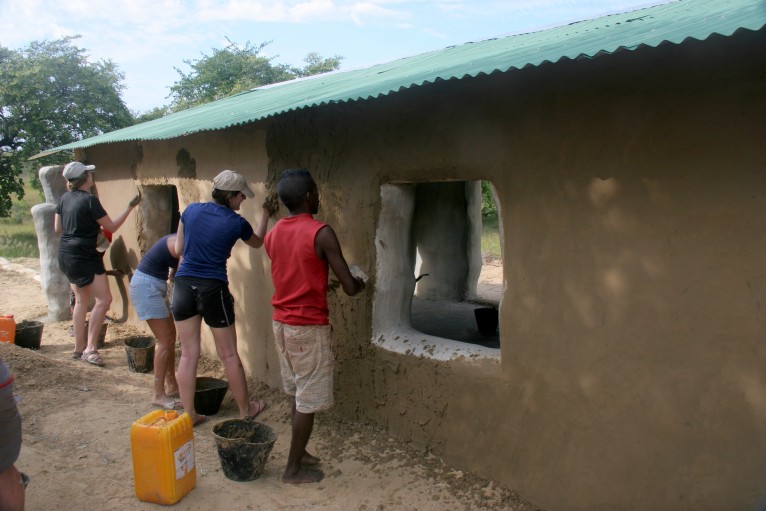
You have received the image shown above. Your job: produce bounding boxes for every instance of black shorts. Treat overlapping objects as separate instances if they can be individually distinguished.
[58,246,105,288]
[170,276,235,328]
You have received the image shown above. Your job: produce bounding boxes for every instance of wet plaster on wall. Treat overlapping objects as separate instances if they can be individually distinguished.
[263,30,766,511]
[264,99,508,477]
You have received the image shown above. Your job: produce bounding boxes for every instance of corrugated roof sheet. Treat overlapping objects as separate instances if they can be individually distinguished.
[42,0,766,156]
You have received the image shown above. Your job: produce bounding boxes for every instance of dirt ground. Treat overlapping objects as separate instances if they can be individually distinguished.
[0,257,539,511]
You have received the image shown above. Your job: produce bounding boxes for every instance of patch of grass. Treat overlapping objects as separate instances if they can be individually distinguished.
[0,180,44,258]
[481,214,502,259]
[0,225,38,258]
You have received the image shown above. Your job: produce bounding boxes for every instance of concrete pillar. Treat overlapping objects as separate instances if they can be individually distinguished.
[413,181,476,301]
[373,184,417,333]
[34,166,70,321]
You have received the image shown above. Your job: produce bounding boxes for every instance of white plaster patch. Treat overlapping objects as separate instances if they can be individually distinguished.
[373,326,500,365]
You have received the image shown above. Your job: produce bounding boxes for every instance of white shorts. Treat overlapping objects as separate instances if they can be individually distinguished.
[272,321,333,414]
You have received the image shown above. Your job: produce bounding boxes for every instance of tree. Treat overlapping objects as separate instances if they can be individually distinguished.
[481,181,497,217]
[0,36,132,214]
[292,52,343,78]
[168,39,342,111]
[133,105,171,124]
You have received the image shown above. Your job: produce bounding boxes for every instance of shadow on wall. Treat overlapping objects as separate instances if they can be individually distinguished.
[107,236,135,323]
[177,148,196,179]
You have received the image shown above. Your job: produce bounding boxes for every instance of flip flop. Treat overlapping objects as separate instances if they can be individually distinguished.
[246,399,267,419]
[152,398,183,410]
[192,414,208,427]
[81,350,105,367]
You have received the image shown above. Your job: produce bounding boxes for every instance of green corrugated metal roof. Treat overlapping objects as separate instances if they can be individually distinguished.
[42,0,766,156]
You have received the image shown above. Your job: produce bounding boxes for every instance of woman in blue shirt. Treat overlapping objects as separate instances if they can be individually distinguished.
[171,170,271,426]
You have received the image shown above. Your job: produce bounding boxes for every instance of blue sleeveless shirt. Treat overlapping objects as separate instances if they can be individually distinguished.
[137,234,178,281]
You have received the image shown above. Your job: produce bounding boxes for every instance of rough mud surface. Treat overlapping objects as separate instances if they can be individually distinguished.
[0,257,540,510]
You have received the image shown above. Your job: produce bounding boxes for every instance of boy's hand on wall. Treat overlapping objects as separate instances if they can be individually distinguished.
[349,264,369,285]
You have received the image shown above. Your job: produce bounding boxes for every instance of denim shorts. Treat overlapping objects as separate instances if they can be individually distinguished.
[129,270,171,321]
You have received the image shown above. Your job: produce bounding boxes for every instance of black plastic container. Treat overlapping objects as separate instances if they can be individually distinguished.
[474,307,499,335]
[14,320,44,350]
[194,377,229,415]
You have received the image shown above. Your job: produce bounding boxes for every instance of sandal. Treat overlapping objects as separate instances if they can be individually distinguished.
[246,399,267,419]
[151,398,183,410]
[81,350,105,367]
[72,351,83,360]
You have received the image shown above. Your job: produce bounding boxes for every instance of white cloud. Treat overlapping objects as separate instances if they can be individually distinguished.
[193,0,410,24]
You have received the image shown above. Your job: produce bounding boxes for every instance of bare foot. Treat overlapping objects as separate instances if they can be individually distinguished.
[282,467,324,484]
[302,452,320,466]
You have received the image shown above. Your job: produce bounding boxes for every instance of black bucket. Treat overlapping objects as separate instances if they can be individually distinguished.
[15,320,44,350]
[194,377,229,415]
[81,320,108,349]
[123,336,155,373]
[474,307,499,335]
[212,419,277,481]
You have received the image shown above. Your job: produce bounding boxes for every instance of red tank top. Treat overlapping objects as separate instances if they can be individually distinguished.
[264,214,329,325]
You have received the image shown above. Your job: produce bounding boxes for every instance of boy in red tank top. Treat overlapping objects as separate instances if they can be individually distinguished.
[264,169,365,484]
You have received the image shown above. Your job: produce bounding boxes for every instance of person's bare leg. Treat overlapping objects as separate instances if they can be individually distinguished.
[84,274,111,353]
[175,315,205,425]
[147,317,179,407]
[283,400,323,484]
[290,398,320,466]
[0,465,25,511]
[211,325,265,419]
[71,283,89,355]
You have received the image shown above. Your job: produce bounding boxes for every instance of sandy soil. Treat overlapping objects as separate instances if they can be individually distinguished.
[0,257,538,511]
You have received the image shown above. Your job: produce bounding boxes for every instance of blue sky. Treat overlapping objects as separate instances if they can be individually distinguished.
[1,0,668,114]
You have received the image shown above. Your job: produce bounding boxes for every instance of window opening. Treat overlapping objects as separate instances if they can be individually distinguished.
[373,181,503,358]
[137,185,180,254]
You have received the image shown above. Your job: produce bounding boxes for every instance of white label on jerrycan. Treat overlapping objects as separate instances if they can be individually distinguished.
[174,440,195,480]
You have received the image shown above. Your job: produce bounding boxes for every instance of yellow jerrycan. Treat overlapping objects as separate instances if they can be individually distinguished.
[130,409,196,505]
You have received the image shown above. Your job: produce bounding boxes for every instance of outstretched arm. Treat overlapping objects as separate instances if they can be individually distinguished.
[96,194,141,233]
[243,206,271,248]
[315,225,364,296]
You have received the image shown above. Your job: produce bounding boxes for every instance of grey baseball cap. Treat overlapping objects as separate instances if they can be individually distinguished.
[63,162,95,180]
[213,169,254,198]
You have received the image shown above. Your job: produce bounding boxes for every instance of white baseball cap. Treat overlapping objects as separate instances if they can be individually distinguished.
[63,162,95,180]
[213,170,254,198]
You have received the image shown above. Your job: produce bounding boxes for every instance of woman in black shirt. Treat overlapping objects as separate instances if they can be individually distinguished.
[55,162,140,366]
